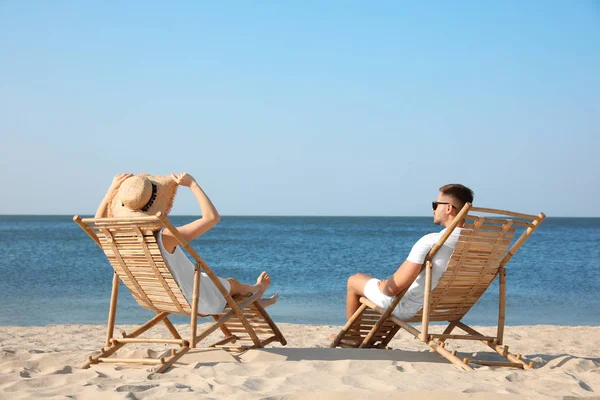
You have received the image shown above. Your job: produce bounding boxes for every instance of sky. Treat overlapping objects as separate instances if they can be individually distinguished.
[1,1,598,217]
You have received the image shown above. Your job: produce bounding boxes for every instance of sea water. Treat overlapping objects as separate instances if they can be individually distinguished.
[0,216,598,326]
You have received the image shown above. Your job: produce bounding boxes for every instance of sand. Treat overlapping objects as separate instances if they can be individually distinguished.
[0,323,599,399]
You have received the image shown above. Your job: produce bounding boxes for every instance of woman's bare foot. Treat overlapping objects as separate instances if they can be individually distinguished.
[258,293,279,308]
[255,271,271,295]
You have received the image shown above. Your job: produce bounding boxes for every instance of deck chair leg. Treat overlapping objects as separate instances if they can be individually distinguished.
[454,321,533,369]
[429,321,460,352]
[232,309,262,348]
[420,261,433,342]
[105,272,120,347]
[211,315,236,340]
[162,317,182,340]
[330,303,367,348]
[190,263,201,348]
[208,314,258,350]
[428,340,474,371]
[82,312,171,369]
[393,318,473,371]
[205,293,287,351]
[154,346,190,373]
[195,313,237,345]
[379,325,401,348]
[498,268,506,345]
[437,321,459,346]
[254,301,287,346]
[218,292,263,348]
[194,294,260,346]
[360,313,393,348]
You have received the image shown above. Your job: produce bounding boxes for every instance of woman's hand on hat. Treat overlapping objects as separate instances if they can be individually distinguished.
[171,172,196,187]
[109,173,133,193]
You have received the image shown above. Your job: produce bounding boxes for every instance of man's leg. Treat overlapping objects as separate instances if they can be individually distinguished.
[346,273,375,319]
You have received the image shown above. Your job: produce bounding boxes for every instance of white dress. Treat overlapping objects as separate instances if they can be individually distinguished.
[157,229,231,314]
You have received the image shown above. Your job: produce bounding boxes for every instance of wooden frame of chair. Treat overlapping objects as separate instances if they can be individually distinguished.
[330,204,545,371]
[74,212,286,373]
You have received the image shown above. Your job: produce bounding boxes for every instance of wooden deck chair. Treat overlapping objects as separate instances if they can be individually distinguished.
[330,204,545,371]
[73,212,286,373]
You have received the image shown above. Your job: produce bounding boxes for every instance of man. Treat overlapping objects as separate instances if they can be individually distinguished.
[345,184,474,321]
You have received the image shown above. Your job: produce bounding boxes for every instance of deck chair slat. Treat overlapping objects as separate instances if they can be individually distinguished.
[468,207,541,220]
[445,265,499,272]
[129,275,180,286]
[479,218,532,228]
[138,290,187,301]
[225,328,276,335]
[448,254,504,261]
[119,267,172,275]
[107,258,168,266]
[446,262,502,269]
[130,285,180,295]
[112,259,165,267]
[114,271,169,279]
[236,318,272,326]
[456,240,511,248]
[355,317,382,323]
[460,229,516,237]
[452,270,500,277]
[143,292,182,301]
[454,242,510,251]
[442,274,498,281]
[460,231,514,240]
[463,224,516,231]
[457,234,513,243]
[112,237,158,244]
[109,233,158,241]
[225,320,271,327]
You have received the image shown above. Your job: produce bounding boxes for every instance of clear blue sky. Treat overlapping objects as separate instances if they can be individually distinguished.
[1,1,598,216]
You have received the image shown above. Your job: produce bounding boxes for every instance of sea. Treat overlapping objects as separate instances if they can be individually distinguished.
[0,216,598,327]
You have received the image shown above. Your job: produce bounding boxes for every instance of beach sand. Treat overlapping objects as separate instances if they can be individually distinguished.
[0,323,598,399]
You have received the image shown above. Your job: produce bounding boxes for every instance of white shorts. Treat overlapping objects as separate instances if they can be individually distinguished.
[362,278,416,321]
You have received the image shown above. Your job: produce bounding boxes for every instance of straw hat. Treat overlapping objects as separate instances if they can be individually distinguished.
[108,174,178,218]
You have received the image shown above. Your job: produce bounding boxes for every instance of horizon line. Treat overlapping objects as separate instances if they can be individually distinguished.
[1,214,599,219]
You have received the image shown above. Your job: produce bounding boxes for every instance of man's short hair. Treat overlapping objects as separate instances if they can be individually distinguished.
[439,184,474,210]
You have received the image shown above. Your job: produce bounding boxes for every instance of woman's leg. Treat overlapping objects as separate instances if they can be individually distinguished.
[226,272,278,307]
[227,271,271,296]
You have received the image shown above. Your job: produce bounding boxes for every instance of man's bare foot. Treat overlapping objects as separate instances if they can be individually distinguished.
[258,294,279,308]
[329,332,339,341]
[255,271,271,295]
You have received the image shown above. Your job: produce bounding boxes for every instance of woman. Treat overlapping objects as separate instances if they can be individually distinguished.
[96,172,278,314]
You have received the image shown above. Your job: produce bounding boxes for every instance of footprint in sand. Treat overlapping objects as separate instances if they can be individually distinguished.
[504,372,528,382]
[93,370,108,378]
[171,383,193,392]
[44,365,73,375]
[115,383,159,392]
[19,367,38,378]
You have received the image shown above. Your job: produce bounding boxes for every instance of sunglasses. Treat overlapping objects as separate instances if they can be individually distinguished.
[432,201,456,210]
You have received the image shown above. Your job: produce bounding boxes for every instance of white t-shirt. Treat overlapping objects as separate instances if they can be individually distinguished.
[394,227,463,320]
[157,230,231,315]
